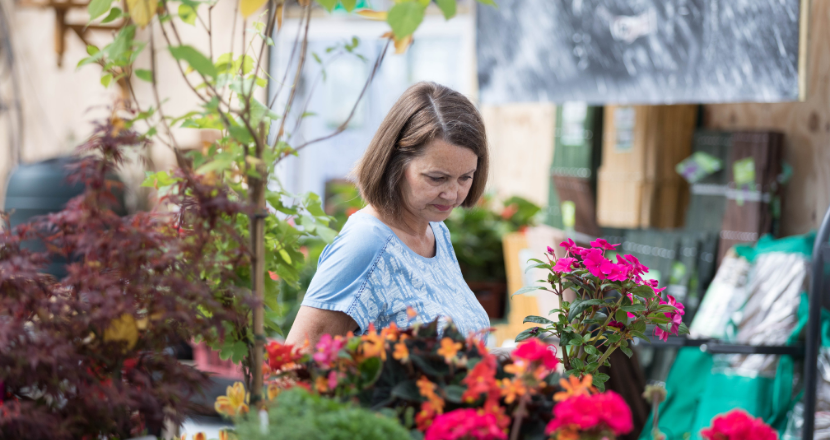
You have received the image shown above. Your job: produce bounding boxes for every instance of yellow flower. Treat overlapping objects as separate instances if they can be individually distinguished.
[499,377,527,404]
[103,313,139,352]
[554,374,596,402]
[436,337,462,363]
[267,382,280,401]
[214,382,250,417]
[392,341,409,362]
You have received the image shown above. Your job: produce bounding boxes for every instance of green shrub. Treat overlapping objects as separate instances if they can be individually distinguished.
[233,388,411,440]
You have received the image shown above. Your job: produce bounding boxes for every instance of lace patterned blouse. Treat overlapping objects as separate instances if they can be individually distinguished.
[301,210,491,336]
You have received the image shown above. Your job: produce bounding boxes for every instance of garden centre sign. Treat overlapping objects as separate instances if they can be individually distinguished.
[476,0,808,105]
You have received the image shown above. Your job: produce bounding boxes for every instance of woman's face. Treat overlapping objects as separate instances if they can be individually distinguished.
[400,138,478,223]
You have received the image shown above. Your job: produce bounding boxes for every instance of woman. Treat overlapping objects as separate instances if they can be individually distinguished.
[286,82,491,348]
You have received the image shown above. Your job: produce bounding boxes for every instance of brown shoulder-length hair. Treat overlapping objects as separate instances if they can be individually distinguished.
[354,82,489,218]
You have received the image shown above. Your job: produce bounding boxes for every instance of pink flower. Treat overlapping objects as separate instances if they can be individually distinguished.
[560,238,576,252]
[552,257,577,273]
[312,334,346,368]
[590,238,620,251]
[616,254,649,283]
[511,338,559,370]
[700,409,777,440]
[327,371,341,390]
[546,246,555,255]
[606,263,631,282]
[583,249,617,279]
[425,408,507,440]
[545,391,633,436]
[653,295,686,341]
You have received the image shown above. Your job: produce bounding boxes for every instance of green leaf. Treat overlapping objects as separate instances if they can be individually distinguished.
[620,346,634,357]
[195,152,234,174]
[101,7,122,23]
[444,385,464,403]
[584,345,599,356]
[511,285,544,298]
[523,315,554,325]
[620,304,646,313]
[249,97,279,126]
[475,0,496,5]
[647,313,670,324]
[135,68,153,82]
[569,333,584,346]
[178,3,197,25]
[359,356,383,384]
[88,0,113,20]
[315,225,338,243]
[278,249,292,264]
[630,320,647,333]
[570,358,585,370]
[391,380,422,402]
[434,0,456,19]
[386,1,426,39]
[615,309,629,324]
[339,0,357,11]
[315,0,337,11]
[232,341,248,363]
[514,326,542,343]
[228,124,254,145]
[592,376,606,392]
[169,45,217,78]
[569,298,603,319]
[100,73,113,87]
[678,322,690,335]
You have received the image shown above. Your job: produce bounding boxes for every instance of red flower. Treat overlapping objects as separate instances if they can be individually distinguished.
[425,408,507,440]
[700,409,777,440]
[265,341,299,371]
[461,354,499,403]
[546,390,633,436]
[511,338,559,370]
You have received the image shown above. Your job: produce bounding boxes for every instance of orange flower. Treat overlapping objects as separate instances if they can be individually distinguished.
[554,427,580,440]
[393,341,409,362]
[381,322,400,342]
[504,360,528,376]
[437,337,462,363]
[360,325,386,360]
[218,430,233,440]
[406,306,418,319]
[193,433,206,440]
[416,376,445,413]
[315,376,329,393]
[499,377,528,404]
[415,400,439,431]
[214,382,249,417]
[554,374,596,402]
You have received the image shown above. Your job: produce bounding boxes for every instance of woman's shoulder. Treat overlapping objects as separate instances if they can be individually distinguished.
[321,211,396,261]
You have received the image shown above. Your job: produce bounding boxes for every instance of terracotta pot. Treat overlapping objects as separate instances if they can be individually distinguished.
[467,281,507,320]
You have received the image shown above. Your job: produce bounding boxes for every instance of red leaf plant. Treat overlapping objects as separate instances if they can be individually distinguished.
[0,115,249,440]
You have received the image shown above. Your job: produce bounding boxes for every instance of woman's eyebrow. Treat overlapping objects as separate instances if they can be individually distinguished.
[425,168,477,176]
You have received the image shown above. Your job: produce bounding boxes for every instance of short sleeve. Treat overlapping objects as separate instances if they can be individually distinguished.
[301,215,391,331]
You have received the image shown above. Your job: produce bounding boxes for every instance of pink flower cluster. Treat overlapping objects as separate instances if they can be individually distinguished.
[654,295,686,342]
[511,338,559,370]
[545,390,633,437]
[554,238,656,286]
[425,408,507,440]
[312,334,346,368]
[700,409,778,440]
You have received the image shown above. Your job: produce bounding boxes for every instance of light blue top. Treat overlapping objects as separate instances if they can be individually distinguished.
[302,210,491,336]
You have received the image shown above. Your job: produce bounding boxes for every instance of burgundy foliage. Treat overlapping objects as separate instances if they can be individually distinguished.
[0,118,250,439]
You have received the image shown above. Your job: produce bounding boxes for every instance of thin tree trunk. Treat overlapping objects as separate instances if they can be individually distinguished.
[249,130,267,404]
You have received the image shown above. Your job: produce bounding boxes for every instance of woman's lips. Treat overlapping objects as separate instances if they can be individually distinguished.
[433,204,452,212]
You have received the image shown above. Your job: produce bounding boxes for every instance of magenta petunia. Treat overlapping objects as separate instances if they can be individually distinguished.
[545,391,633,436]
[583,249,617,279]
[700,409,777,440]
[590,238,620,251]
[425,408,507,440]
[552,257,577,273]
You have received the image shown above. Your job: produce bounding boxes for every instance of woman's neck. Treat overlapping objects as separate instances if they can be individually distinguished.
[365,205,430,239]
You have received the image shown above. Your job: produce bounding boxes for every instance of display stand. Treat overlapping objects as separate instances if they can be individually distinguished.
[639,205,830,440]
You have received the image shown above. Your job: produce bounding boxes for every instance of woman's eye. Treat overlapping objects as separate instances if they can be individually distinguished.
[429,176,445,182]
[461,176,473,181]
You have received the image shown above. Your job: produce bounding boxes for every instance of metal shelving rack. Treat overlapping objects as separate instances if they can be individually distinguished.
[638,206,830,440]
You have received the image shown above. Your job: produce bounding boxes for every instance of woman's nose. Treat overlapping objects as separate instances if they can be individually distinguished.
[439,181,461,201]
